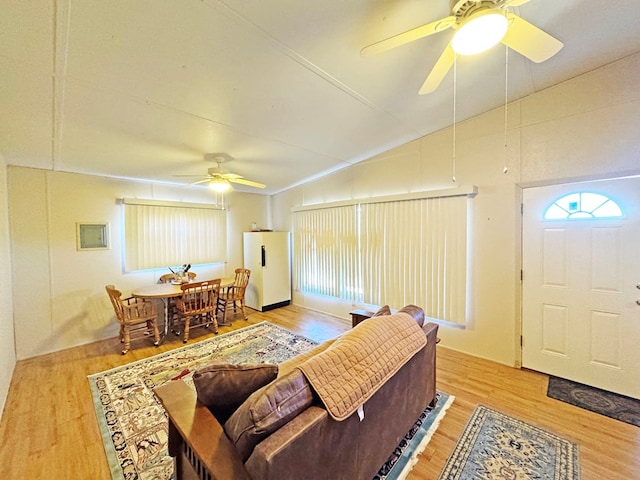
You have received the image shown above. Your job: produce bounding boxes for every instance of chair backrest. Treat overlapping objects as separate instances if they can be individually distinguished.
[159,271,197,284]
[233,268,251,289]
[227,268,250,300]
[158,273,174,284]
[105,284,125,323]
[178,279,221,315]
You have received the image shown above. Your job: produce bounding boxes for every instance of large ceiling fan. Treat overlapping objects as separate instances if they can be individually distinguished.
[175,154,266,192]
[361,0,563,94]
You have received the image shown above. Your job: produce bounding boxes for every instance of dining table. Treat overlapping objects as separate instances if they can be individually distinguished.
[131,277,235,339]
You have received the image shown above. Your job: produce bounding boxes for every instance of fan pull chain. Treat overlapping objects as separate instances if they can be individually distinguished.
[452,54,457,183]
[503,42,509,174]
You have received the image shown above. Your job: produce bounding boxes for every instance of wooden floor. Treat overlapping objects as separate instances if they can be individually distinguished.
[0,305,638,479]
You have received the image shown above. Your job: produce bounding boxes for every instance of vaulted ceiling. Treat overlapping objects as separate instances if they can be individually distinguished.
[2,0,640,194]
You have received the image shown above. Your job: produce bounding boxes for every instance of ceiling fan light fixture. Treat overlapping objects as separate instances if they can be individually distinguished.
[208,177,231,192]
[451,10,508,56]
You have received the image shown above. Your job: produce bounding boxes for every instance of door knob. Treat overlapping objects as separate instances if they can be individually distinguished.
[637,299,640,306]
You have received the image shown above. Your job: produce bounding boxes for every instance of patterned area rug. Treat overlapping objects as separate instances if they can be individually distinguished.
[439,406,580,480]
[547,376,640,427]
[375,392,454,480]
[88,321,319,480]
[90,320,452,480]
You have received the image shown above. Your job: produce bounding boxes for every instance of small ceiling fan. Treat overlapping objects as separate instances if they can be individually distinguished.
[175,154,266,192]
[361,0,563,94]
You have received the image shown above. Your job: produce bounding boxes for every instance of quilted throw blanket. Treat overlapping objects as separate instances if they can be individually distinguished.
[298,313,426,421]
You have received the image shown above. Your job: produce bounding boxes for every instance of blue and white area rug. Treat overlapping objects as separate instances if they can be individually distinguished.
[89,321,451,480]
[439,405,580,479]
[88,321,319,480]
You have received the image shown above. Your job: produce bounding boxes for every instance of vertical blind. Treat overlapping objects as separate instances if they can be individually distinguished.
[361,196,467,324]
[293,205,361,301]
[123,199,227,271]
[293,191,470,325]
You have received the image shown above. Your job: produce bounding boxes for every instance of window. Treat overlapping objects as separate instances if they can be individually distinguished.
[292,187,475,325]
[293,205,361,301]
[360,196,468,325]
[544,192,623,220]
[123,198,227,271]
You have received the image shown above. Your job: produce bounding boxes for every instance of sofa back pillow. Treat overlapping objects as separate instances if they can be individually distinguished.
[372,304,391,317]
[192,362,278,424]
[224,368,314,462]
[398,304,425,327]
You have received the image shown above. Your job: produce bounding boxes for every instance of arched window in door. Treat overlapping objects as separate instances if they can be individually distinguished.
[543,192,623,220]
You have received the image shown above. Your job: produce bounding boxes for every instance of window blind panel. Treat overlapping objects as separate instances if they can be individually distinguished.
[124,204,226,271]
[361,196,467,325]
[293,206,360,301]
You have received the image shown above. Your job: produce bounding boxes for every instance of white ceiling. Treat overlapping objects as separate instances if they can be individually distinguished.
[2,0,640,195]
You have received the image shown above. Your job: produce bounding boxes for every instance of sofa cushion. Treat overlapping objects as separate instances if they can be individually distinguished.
[398,304,425,327]
[224,368,314,462]
[276,339,335,378]
[298,312,426,421]
[192,362,278,424]
[372,304,391,317]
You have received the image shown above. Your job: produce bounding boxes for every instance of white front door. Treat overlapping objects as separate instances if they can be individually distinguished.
[522,177,640,399]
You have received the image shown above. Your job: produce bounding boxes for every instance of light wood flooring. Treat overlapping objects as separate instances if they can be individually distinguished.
[0,305,638,479]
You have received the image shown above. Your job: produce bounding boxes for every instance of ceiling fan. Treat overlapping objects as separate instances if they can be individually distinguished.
[361,0,563,94]
[175,154,266,192]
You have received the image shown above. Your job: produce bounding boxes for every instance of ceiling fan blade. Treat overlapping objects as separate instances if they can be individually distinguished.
[361,16,455,56]
[220,173,244,180]
[191,179,211,186]
[228,177,266,189]
[173,174,207,178]
[419,43,455,95]
[502,13,563,63]
[504,0,531,6]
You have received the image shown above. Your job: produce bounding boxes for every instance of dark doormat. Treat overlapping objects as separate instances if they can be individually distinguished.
[547,376,640,427]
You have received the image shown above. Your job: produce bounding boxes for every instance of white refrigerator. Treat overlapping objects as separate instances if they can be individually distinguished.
[243,231,291,311]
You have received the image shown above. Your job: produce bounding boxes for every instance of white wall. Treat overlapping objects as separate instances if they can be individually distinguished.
[5,53,640,366]
[0,157,16,418]
[272,52,640,367]
[7,168,268,359]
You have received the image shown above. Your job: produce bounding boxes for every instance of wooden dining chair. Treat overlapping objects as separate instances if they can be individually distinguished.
[158,272,197,327]
[105,285,160,355]
[174,279,221,343]
[216,268,251,325]
[158,271,197,284]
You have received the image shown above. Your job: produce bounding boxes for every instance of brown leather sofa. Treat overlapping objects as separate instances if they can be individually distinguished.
[154,309,439,480]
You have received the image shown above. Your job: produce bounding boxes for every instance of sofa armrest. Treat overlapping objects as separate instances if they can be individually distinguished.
[422,321,440,344]
[349,309,375,327]
[154,380,251,480]
[421,321,439,407]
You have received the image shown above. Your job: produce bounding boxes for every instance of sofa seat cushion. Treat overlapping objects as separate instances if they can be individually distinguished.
[224,368,314,462]
[192,362,278,424]
[298,312,427,421]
